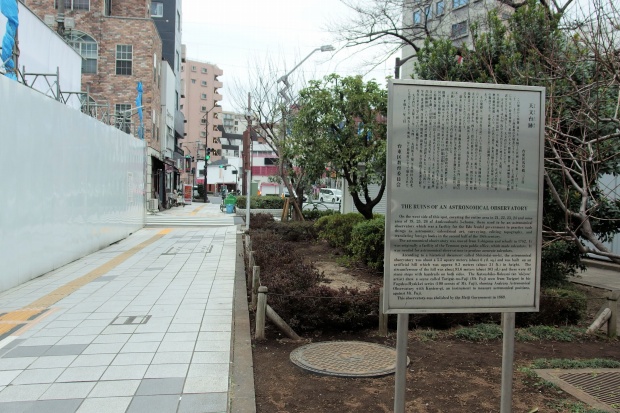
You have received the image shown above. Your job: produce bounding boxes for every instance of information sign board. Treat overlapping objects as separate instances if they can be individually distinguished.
[384,80,545,314]
[183,184,193,205]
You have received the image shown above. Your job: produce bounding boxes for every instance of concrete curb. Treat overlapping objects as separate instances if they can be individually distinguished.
[583,258,620,272]
[229,231,257,413]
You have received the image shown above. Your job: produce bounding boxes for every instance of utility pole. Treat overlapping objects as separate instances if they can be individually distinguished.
[203,111,210,203]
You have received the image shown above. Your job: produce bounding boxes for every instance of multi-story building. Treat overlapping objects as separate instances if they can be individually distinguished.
[27,0,165,204]
[180,59,223,193]
[400,0,515,78]
[150,0,185,193]
[221,111,248,135]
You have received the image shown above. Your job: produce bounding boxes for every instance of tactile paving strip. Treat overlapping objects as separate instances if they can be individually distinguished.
[290,341,409,377]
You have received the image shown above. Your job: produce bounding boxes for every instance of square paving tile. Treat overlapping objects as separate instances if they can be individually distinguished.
[29,355,77,369]
[112,353,154,366]
[144,363,188,379]
[89,380,140,397]
[183,375,228,394]
[76,396,132,413]
[25,398,83,413]
[57,366,106,382]
[101,365,148,381]
[120,342,160,353]
[191,352,229,364]
[0,398,84,413]
[70,354,116,367]
[178,393,227,413]
[0,383,51,402]
[126,394,180,413]
[2,346,51,358]
[40,382,95,400]
[157,341,194,353]
[44,344,89,356]
[152,352,192,365]
[135,378,185,396]
[194,340,230,352]
[187,363,229,378]
[0,357,36,370]
[12,368,64,385]
[82,343,124,355]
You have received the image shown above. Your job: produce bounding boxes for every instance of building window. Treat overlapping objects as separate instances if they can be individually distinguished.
[201,93,207,99]
[201,67,207,74]
[66,31,97,74]
[200,131,206,137]
[451,20,468,38]
[413,10,421,24]
[191,65,196,72]
[201,118,206,124]
[55,0,89,10]
[177,10,181,33]
[452,0,468,8]
[116,45,133,75]
[201,106,207,112]
[191,79,196,84]
[150,2,163,17]
[424,6,431,19]
[201,80,207,86]
[115,104,132,133]
[436,1,444,15]
[175,50,180,72]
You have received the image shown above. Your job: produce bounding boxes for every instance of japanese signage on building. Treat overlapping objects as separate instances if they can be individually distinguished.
[384,80,545,314]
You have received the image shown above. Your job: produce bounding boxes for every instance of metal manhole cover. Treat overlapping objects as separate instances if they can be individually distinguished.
[535,369,620,412]
[290,341,409,377]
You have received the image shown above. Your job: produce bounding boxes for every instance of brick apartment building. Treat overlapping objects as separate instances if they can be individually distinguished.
[26,0,165,201]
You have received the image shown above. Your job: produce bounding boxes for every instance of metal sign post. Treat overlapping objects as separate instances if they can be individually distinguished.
[386,80,545,413]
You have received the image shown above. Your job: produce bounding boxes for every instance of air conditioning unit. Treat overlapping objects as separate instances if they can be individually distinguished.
[44,15,55,26]
[148,198,158,211]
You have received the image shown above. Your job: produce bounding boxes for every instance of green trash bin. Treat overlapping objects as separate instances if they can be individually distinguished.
[224,194,237,214]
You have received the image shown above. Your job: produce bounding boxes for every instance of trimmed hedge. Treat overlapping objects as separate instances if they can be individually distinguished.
[314,213,365,250]
[349,216,385,270]
[236,195,284,209]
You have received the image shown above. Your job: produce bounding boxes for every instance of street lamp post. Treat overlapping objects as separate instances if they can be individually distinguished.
[277,45,334,217]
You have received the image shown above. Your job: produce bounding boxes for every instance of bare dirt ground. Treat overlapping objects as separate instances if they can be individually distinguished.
[251,241,620,413]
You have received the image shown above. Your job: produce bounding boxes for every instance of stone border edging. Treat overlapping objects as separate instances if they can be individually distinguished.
[229,232,257,413]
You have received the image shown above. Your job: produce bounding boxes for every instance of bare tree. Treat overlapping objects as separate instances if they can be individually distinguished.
[228,57,314,217]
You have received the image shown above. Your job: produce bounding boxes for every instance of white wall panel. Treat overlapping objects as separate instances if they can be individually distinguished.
[0,4,82,108]
[0,76,145,293]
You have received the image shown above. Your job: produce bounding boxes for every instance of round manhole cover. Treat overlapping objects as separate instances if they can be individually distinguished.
[290,341,409,377]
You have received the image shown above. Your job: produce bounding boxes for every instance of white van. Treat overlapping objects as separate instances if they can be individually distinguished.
[319,188,342,203]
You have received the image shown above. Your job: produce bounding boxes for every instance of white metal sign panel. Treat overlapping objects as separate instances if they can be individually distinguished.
[384,80,545,314]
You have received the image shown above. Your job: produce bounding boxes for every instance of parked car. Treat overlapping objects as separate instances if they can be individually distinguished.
[283,188,308,202]
[319,188,342,203]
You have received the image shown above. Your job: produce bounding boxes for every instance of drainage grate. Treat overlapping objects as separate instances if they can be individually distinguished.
[110,315,152,325]
[535,369,620,412]
[561,371,620,410]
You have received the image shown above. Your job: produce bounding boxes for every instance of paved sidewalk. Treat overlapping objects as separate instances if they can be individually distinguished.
[0,221,243,413]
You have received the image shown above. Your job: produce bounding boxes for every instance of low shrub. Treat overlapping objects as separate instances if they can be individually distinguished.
[248,228,379,332]
[349,216,385,270]
[267,221,317,242]
[249,213,275,230]
[529,358,620,369]
[541,240,585,288]
[454,323,503,342]
[302,208,337,221]
[517,287,587,326]
[236,195,285,209]
[315,213,365,250]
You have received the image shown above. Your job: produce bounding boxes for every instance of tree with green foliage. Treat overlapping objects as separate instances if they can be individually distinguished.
[292,75,388,219]
[414,0,620,263]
